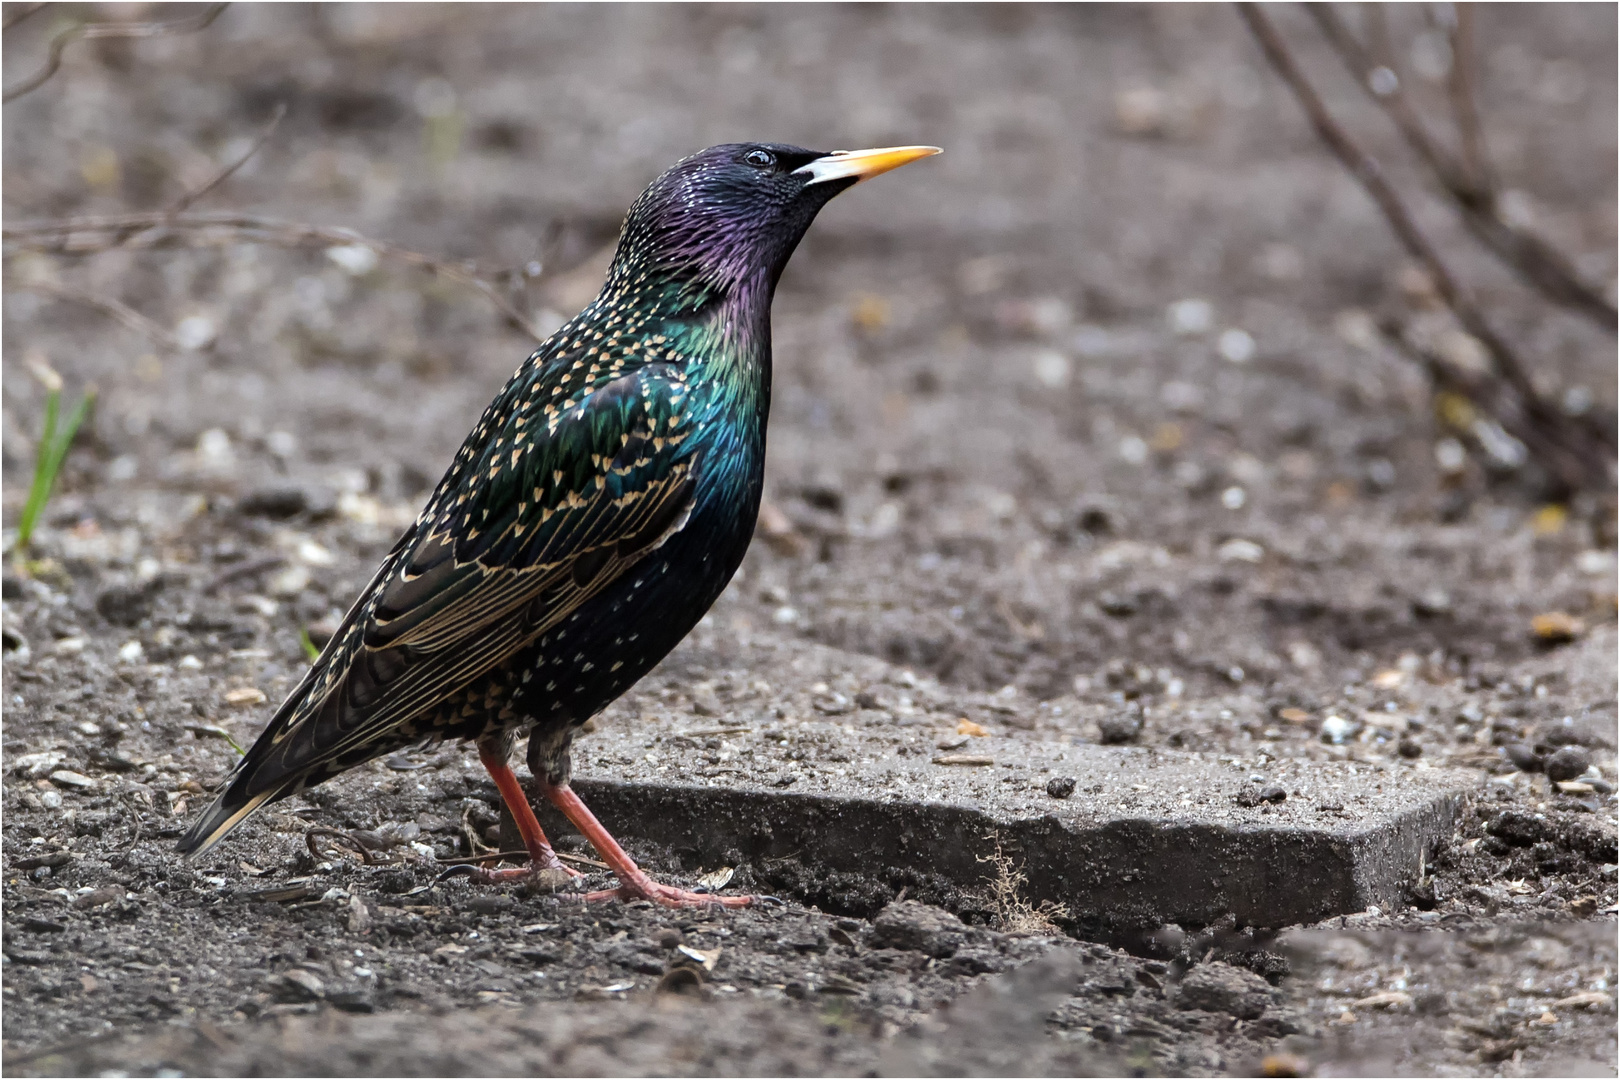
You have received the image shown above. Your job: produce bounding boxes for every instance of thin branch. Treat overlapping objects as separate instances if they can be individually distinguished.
[1309,5,1475,198]
[1309,3,1615,329]
[1239,3,1535,400]
[7,278,179,349]
[1447,3,1495,193]
[2,2,48,33]
[1237,2,1610,494]
[3,3,227,103]
[4,211,546,341]
[168,102,285,214]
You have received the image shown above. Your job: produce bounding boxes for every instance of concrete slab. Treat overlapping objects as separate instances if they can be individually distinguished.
[530,717,1472,931]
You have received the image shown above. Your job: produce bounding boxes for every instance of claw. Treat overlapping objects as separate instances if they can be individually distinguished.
[580,879,754,909]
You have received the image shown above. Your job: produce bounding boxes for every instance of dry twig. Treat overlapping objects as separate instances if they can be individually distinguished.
[4,210,546,341]
[2,2,48,33]
[8,278,178,348]
[1307,4,1615,328]
[3,3,228,103]
[1236,3,1612,495]
[168,102,286,215]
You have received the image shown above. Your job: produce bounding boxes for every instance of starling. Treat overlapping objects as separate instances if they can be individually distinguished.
[178,142,940,907]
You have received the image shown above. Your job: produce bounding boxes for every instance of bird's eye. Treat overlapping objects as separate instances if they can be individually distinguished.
[743,149,775,169]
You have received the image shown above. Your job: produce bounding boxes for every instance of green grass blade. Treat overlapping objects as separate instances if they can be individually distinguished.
[15,388,62,550]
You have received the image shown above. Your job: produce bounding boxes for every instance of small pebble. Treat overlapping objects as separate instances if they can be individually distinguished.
[1046,776,1077,799]
[1217,327,1255,363]
[1531,611,1583,643]
[40,790,63,810]
[49,770,96,790]
[1319,715,1356,744]
[1411,588,1452,617]
[656,928,683,950]
[1397,738,1423,759]
[1544,745,1592,784]
[1502,743,1543,773]
[1098,714,1142,745]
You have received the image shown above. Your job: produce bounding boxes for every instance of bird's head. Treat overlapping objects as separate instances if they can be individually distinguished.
[607,142,940,309]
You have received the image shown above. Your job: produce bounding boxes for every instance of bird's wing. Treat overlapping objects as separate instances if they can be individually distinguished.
[179,360,701,853]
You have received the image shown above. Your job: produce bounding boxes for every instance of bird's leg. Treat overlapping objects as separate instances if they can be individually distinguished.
[467,741,583,883]
[537,778,752,908]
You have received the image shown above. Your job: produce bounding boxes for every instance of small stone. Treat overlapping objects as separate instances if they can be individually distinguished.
[1411,588,1452,617]
[117,640,145,664]
[1262,1052,1311,1078]
[468,894,513,916]
[1531,612,1583,644]
[225,687,268,707]
[268,564,311,597]
[1260,785,1288,803]
[96,584,156,627]
[689,684,724,717]
[1319,715,1357,744]
[74,886,125,909]
[1175,961,1274,1019]
[655,928,684,950]
[1167,298,1213,335]
[1098,714,1142,745]
[1502,743,1543,772]
[1544,746,1592,783]
[238,486,314,519]
[1046,776,1076,799]
[49,770,96,790]
[1098,591,1138,616]
[1397,738,1423,759]
[274,968,325,1001]
[39,790,63,810]
[14,751,66,779]
[1218,538,1264,563]
[175,314,217,351]
[1217,328,1256,363]
[871,900,965,958]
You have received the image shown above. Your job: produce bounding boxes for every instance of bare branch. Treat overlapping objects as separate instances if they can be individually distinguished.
[1309,5,1475,197]
[1448,3,1495,192]
[1237,2,1610,493]
[3,2,48,33]
[3,211,547,341]
[1239,5,1531,395]
[168,102,286,214]
[3,3,227,104]
[1309,3,1615,328]
[7,278,179,349]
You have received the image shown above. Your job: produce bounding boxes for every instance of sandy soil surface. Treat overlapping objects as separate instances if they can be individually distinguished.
[3,4,1615,1076]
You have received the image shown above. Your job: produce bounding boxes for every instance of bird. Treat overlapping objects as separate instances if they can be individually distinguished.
[178,142,940,908]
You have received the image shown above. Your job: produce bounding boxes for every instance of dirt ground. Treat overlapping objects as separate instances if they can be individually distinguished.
[2,4,1616,1076]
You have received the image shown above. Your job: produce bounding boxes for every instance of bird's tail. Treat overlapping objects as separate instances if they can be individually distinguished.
[174,775,285,858]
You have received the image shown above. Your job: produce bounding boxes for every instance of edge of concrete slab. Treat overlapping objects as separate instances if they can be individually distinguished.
[532,742,1472,931]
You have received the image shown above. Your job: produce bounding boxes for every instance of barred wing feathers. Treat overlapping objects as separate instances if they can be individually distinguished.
[178,361,699,855]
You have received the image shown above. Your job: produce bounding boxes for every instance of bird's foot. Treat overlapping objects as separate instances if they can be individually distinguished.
[582,873,753,909]
[586,880,754,906]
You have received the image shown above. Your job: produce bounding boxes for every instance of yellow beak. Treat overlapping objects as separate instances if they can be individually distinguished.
[794,145,942,186]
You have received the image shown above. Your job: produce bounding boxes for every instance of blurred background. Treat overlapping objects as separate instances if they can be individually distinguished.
[2,2,1614,707]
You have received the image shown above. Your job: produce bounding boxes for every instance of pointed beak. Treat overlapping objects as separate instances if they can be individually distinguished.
[794,145,942,186]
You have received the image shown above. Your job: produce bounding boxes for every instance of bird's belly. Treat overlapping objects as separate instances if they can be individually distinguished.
[508,490,755,728]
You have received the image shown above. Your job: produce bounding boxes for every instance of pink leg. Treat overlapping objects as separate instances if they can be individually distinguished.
[470,742,583,883]
[539,779,751,908]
